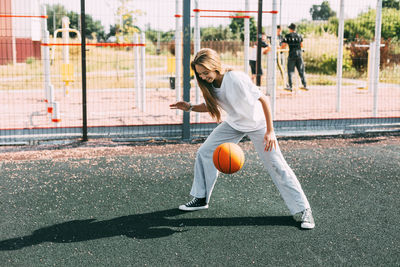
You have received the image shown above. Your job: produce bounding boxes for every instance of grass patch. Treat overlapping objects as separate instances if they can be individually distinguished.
[306,74,353,86]
[380,64,400,84]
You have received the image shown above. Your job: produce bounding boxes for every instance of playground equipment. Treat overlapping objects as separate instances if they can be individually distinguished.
[133,32,147,112]
[355,42,385,92]
[53,16,81,96]
[40,5,59,126]
[39,7,147,127]
[167,54,194,89]
[51,101,61,127]
[275,48,288,88]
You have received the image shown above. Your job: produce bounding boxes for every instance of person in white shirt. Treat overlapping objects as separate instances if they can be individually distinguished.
[169,48,315,229]
[249,33,270,83]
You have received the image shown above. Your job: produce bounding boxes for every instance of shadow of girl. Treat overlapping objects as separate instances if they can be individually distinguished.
[0,208,297,250]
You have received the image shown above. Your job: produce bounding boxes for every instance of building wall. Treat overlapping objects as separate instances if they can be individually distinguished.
[0,0,12,64]
[16,38,41,63]
[0,0,41,65]
[13,0,41,40]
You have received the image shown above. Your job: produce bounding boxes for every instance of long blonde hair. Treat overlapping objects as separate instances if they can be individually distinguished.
[191,48,224,122]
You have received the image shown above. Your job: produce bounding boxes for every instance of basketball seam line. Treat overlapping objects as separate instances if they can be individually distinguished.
[217,146,222,172]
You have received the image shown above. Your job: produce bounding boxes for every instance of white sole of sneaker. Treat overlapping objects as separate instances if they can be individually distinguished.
[301,222,315,229]
[178,204,209,211]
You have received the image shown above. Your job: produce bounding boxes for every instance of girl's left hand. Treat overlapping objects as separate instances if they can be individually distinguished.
[264,131,277,152]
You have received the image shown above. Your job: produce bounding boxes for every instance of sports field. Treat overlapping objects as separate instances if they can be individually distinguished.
[0,133,399,266]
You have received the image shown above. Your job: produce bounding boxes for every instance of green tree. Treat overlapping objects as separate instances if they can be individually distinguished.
[297,19,325,37]
[344,8,400,41]
[45,4,68,34]
[107,25,118,41]
[113,0,143,43]
[201,25,233,41]
[67,11,105,41]
[326,17,339,35]
[380,8,400,40]
[145,29,174,43]
[45,4,105,41]
[229,15,257,41]
[383,0,400,9]
[310,1,336,21]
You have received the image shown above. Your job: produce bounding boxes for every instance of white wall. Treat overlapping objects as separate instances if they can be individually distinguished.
[12,0,41,40]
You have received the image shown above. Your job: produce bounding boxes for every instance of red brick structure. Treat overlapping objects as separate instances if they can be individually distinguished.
[0,0,41,65]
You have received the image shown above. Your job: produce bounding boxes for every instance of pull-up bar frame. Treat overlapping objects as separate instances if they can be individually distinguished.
[193,9,278,14]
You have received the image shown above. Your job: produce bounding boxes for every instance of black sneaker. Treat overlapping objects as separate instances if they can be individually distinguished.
[284,87,293,92]
[179,197,208,211]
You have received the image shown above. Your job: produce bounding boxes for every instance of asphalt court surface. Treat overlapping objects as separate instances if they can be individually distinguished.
[0,133,399,266]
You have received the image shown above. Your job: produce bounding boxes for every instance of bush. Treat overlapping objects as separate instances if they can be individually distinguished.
[304,51,353,75]
[145,41,157,55]
[347,39,394,73]
[347,40,369,73]
[305,53,336,74]
[25,57,36,64]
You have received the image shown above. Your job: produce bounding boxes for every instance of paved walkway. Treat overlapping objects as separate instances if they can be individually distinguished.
[0,82,399,129]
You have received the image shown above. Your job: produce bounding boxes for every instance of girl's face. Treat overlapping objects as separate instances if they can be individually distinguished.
[195,64,217,84]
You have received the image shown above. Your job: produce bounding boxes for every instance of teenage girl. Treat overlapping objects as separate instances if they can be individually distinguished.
[170,48,315,229]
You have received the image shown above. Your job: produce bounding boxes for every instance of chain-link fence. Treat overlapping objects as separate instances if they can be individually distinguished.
[1,0,399,144]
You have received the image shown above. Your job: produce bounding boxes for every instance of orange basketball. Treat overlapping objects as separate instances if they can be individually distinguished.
[213,143,245,174]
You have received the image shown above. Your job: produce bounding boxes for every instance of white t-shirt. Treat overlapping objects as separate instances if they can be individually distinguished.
[214,71,266,132]
[249,46,257,61]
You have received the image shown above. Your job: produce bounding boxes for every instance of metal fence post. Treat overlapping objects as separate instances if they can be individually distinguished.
[80,0,88,141]
[182,0,191,141]
[133,33,141,110]
[194,0,200,123]
[244,0,250,75]
[256,0,263,86]
[373,0,383,117]
[269,0,277,120]
[336,0,345,112]
[140,32,146,112]
[175,0,182,116]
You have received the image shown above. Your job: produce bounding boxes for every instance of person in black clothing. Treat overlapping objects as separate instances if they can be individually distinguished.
[276,25,284,66]
[281,23,308,92]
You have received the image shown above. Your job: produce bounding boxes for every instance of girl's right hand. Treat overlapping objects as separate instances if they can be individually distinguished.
[264,131,277,152]
[169,101,191,111]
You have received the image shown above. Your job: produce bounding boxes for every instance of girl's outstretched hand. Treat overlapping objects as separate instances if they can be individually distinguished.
[264,131,277,152]
[170,101,190,111]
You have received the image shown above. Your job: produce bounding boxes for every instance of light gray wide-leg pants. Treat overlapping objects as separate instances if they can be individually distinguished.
[189,122,310,215]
